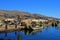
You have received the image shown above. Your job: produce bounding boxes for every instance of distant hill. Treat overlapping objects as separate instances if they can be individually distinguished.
[0,10,59,20]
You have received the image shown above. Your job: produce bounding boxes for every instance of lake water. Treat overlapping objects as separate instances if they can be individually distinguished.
[0,26,60,40]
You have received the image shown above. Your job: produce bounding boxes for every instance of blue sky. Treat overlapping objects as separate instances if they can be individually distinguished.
[0,0,60,18]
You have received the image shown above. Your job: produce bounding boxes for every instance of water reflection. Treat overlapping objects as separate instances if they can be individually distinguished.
[22,30,32,35]
[0,31,22,40]
[0,26,60,40]
[0,27,43,40]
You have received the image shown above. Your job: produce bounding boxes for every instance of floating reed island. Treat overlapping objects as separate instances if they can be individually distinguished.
[0,15,60,32]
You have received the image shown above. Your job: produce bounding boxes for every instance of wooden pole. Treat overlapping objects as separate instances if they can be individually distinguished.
[15,24,17,29]
[5,24,8,30]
